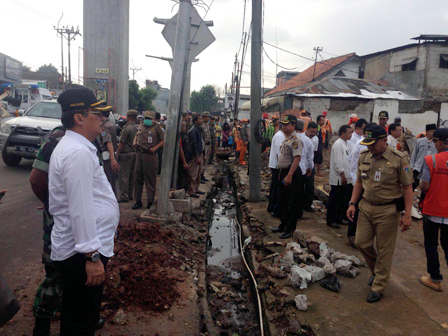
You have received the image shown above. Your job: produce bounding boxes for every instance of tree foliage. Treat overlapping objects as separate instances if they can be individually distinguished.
[22,63,61,89]
[190,84,218,113]
[128,80,157,111]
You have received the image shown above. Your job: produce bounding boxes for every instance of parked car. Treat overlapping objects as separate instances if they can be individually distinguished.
[0,100,62,166]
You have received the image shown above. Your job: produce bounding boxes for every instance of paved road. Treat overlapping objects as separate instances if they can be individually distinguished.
[0,158,43,274]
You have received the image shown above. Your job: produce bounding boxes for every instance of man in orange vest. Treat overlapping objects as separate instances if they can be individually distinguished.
[419,128,448,292]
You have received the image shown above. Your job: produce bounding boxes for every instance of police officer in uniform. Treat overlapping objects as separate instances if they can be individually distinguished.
[201,111,212,180]
[155,112,166,174]
[132,110,165,210]
[271,115,304,239]
[347,125,414,303]
[98,114,120,195]
[116,109,138,203]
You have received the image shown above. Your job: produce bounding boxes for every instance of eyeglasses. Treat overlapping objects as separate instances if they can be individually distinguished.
[88,110,110,118]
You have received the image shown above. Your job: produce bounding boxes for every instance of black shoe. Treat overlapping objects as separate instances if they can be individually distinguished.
[146,202,153,209]
[337,219,350,226]
[197,191,205,195]
[97,318,105,330]
[271,227,281,233]
[279,232,292,239]
[368,274,376,286]
[367,290,382,303]
[327,222,340,229]
[190,194,200,198]
[132,201,142,210]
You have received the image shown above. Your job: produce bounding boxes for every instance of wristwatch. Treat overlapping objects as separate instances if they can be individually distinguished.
[85,251,100,263]
[348,201,356,206]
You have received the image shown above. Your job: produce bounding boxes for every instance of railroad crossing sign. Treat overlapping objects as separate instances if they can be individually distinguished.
[162,7,215,63]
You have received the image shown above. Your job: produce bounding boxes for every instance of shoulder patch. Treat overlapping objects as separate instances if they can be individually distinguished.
[293,141,298,149]
[391,148,405,157]
[292,135,297,139]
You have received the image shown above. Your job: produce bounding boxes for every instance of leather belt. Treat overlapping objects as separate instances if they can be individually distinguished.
[138,148,154,154]
[364,199,395,206]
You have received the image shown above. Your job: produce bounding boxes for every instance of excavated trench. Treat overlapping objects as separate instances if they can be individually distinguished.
[204,162,262,336]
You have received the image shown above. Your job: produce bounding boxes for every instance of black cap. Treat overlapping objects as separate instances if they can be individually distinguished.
[426,123,437,131]
[280,114,298,124]
[57,87,112,112]
[394,116,401,122]
[378,111,389,119]
[360,125,387,145]
[433,128,448,141]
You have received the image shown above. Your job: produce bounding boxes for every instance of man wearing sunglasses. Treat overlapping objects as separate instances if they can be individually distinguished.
[48,88,119,335]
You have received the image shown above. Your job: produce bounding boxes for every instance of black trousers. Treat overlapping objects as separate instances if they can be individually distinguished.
[53,253,109,336]
[303,168,315,211]
[423,217,448,282]
[278,168,303,234]
[347,195,361,238]
[267,168,279,214]
[412,170,420,191]
[157,148,164,174]
[326,184,352,224]
[261,139,271,153]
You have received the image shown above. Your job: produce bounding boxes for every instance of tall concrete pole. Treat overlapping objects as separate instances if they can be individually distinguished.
[182,62,192,112]
[157,0,191,215]
[249,0,262,202]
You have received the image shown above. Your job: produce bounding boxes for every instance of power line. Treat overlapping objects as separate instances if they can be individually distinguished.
[262,45,299,71]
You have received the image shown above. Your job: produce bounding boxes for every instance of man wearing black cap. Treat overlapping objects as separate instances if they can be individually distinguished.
[49,88,119,335]
[419,128,448,292]
[378,111,389,132]
[347,125,414,303]
[410,123,437,191]
[271,115,303,239]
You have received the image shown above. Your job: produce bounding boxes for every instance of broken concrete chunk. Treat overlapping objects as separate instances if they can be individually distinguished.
[266,266,288,279]
[291,265,312,289]
[278,251,294,272]
[293,230,307,248]
[294,294,308,311]
[316,257,331,268]
[286,242,303,254]
[304,266,326,282]
[334,260,359,278]
[346,255,363,267]
[323,263,337,275]
[330,251,349,263]
[169,189,187,199]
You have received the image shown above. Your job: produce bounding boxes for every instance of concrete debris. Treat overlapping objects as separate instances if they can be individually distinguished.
[293,230,307,248]
[303,266,326,282]
[294,294,308,311]
[334,260,360,278]
[266,266,288,279]
[286,242,304,254]
[306,236,327,245]
[323,262,337,275]
[169,189,187,199]
[113,309,127,324]
[278,251,295,272]
[330,251,363,267]
[291,265,312,289]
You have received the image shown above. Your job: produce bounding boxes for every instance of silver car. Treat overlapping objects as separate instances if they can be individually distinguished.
[0,100,62,166]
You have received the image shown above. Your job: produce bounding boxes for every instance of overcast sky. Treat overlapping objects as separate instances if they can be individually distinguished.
[2,0,448,95]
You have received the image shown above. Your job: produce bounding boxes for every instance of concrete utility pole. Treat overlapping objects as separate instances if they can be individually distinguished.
[157,0,191,215]
[249,0,262,202]
[312,47,323,81]
[55,26,81,89]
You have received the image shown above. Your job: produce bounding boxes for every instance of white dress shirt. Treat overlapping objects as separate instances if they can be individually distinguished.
[269,130,285,169]
[387,134,398,150]
[348,137,366,185]
[49,130,120,261]
[311,135,319,152]
[348,131,362,155]
[299,132,314,175]
[329,138,351,186]
[410,137,437,172]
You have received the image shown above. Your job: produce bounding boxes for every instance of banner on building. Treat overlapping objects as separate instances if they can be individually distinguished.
[225,93,235,109]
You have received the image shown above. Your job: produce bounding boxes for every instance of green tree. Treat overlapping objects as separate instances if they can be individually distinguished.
[190,84,218,113]
[128,80,157,111]
[21,63,61,89]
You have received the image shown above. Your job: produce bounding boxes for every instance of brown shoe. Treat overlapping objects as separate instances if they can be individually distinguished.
[420,276,443,292]
[348,236,357,248]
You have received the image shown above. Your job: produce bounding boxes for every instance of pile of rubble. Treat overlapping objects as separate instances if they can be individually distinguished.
[259,230,366,311]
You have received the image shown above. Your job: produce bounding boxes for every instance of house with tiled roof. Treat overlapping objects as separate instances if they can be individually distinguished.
[265,53,362,97]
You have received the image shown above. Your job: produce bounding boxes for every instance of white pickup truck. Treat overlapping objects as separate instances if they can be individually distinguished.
[0,100,62,166]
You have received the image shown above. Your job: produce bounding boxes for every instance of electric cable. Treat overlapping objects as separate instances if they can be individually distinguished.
[235,216,264,336]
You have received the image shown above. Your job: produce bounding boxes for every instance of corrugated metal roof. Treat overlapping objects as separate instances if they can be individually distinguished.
[285,77,419,100]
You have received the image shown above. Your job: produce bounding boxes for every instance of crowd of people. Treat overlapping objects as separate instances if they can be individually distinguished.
[2,85,447,333]
[265,109,448,304]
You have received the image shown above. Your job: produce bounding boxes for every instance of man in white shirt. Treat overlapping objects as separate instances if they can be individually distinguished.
[303,122,319,211]
[296,120,314,214]
[267,124,285,217]
[346,122,376,245]
[348,119,367,155]
[326,125,353,228]
[387,123,402,150]
[50,88,119,335]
